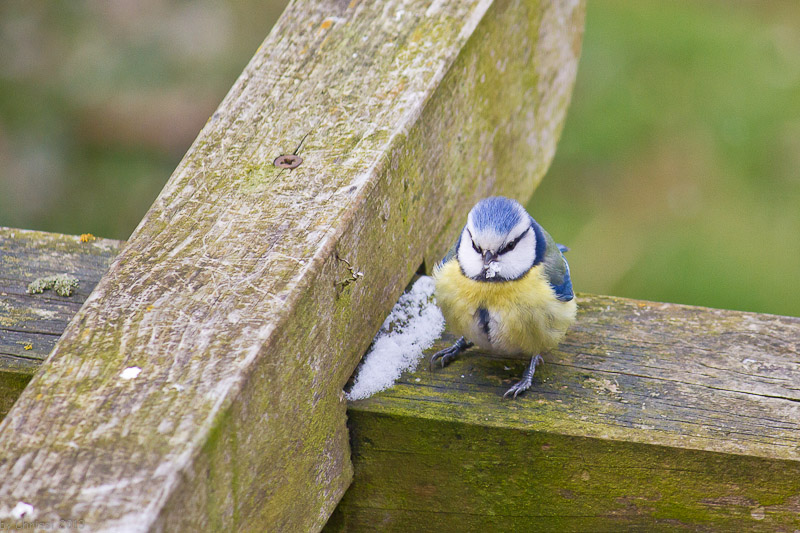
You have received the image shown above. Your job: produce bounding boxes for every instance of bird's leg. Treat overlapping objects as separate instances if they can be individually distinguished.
[430,336,473,370]
[504,354,544,399]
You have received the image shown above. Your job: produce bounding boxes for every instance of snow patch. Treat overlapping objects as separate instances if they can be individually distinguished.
[346,276,444,401]
[484,261,501,279]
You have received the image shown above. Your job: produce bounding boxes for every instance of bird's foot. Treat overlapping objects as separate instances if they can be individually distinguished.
[504,354,544,399]
[430,337,473,370]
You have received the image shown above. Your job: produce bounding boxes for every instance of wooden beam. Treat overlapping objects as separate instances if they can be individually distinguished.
[0,228,123,366]
[0,0,584,530]
[0,228,123,417]
[327,295,800,531]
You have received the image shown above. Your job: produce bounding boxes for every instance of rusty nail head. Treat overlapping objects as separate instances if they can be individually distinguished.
[273,154,303,169]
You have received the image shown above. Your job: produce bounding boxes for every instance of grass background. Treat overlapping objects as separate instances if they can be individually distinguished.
[1,0,798,316]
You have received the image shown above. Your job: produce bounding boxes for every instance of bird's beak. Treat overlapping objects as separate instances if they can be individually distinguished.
[482,250,497,267]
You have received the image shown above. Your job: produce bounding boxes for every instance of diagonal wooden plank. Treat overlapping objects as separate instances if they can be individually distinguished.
[0,0,585,530]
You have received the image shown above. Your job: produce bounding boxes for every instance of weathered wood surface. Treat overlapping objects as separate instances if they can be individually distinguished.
[327,295,800,531]
[2,233,799,530]
[0,0,584,531]
[0,228,123,366]
[0,228,123,417]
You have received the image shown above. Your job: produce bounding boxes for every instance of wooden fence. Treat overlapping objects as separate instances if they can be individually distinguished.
[1,0,799,531]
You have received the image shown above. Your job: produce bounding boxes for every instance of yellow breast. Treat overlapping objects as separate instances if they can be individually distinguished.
[433,259,576,356]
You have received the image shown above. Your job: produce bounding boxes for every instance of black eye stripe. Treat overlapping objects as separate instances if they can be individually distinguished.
[499,228,529,254]
[465,228,482,254]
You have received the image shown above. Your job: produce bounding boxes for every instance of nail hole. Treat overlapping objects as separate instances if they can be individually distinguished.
[273,154,303,169]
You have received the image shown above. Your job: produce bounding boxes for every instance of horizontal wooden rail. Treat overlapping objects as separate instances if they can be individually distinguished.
[0,228,121,378]
[2,229,798,530]
[0,0,585,530]
[329,297,800,531]
[0,228,123,421]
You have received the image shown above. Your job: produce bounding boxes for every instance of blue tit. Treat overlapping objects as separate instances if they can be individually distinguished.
[431,196,576,398]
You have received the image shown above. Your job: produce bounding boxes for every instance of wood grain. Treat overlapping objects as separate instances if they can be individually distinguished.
[0,0,584,531]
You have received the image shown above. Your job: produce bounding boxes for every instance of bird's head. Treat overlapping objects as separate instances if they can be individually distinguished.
[456,197,542,282]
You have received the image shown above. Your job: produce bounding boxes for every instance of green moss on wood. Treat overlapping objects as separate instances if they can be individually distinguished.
[327,410,800,531]
[325,288,800,530]
[0,372,32,422]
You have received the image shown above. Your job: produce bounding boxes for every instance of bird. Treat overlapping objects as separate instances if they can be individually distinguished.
[431,196,577,398]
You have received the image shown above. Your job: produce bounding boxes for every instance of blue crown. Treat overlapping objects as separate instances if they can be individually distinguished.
[470,197,523,235]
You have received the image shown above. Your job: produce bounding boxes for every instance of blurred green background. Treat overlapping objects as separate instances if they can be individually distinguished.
[1,1,798,317]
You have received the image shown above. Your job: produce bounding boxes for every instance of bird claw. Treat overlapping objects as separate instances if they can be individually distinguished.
[503,381,529,399]
[503,355,544,399]
[429,337,472,371]
[430,346,459,369]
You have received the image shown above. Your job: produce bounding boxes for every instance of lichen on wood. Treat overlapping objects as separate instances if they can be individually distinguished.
[0,0,584,531]
[26,274,79,297]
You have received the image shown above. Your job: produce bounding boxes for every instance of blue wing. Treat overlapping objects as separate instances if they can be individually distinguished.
[532,218,574,302]
[548,256,574,302]
[436,229,462,270]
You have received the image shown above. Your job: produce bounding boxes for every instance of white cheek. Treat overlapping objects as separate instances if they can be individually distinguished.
[497,249,529,279]
[458,238,484,278]
[497,234,537,279]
